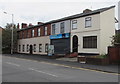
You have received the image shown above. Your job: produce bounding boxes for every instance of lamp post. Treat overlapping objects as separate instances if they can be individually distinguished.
[4,12,14,54]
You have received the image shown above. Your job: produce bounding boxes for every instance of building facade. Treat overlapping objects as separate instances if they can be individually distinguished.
[50,20,71,55]
[70,6,115,55]
[17,6,116,55]
[17,23,51,55]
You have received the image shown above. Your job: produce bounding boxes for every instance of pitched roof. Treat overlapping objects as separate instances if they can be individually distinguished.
[18,5,115,32]
[46,5,115,23]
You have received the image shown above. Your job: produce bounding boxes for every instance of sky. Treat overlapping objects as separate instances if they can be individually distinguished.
[0,0,120,29]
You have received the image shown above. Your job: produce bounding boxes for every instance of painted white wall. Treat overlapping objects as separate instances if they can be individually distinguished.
[17,36,50,55]
[70,8,115,55]
[51,20,70,35]
[70,14,101,54]
[100,7,115,54]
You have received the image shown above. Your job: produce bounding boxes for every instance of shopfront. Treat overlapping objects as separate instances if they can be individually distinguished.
[50,33,70,55]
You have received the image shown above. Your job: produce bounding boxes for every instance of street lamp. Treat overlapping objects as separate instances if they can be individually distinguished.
[4,12,14,54]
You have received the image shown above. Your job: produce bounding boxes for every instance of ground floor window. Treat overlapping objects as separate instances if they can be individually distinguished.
[19,45,21,52]
[22,45,25,52]
[27,44,29,52]
[33,44,36,52]
[45,43,48,52]
[83,36,97,48]
[39,44,42,52]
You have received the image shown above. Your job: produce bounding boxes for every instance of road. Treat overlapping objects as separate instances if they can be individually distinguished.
[2,55,119,82]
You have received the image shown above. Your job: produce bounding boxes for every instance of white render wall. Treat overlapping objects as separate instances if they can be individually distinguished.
[51,20,71,35]
[100,8,115,54]
[18,36,50,55]
[70,8,115,55]
[71,14,101,54]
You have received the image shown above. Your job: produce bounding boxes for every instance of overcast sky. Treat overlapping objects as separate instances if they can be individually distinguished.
[0,0,119,29]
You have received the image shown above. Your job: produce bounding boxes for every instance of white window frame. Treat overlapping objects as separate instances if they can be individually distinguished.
[85,17,92,28]
[45,27,47,35]
[72,20,77,30]
[32,29,34,37]
[38,28,41,36]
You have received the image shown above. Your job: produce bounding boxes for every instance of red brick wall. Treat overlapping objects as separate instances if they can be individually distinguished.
[18,23,51,39]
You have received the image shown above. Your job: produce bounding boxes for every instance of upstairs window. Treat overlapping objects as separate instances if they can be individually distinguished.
[52,24,56,35]
[85,17,92,28]
[72,20,77,30]
[32,29,34,37]
[45,27,47,35]
[60,22,65,33]
[38,28,41,36]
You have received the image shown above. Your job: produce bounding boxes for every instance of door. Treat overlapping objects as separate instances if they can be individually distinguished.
[72,35,78,52]
[29,45,33,54]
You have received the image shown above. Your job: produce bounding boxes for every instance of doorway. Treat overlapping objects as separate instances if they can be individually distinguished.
[72,35,78,52]
[29,45,33,54]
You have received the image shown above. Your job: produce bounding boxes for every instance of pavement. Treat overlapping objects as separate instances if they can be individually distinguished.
[2,54,119,74]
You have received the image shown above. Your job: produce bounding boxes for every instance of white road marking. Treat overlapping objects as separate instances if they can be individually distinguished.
[28,68,58,77]
[6,62,20,67]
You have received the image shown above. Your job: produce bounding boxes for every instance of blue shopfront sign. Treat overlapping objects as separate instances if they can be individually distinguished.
[50,33,70,39]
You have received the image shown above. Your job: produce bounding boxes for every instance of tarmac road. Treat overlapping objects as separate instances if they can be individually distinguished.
[2,55,119,82]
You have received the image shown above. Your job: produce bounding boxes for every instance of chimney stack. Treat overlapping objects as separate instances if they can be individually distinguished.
[37,22,44,25]
[29,23,33,26]
[83,9,92,13]
[21,23,27,28]
[17,23,20,29]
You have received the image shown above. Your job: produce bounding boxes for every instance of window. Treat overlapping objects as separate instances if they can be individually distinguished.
[72,20,77,29]
[60,22,65,33]
[22,45,25,52]
[39,44,42,52]
[38,28,41,36]
[33,44,36,52]
[45,43,48,52]
[85,17,92,28]
[52,24,56,35]
[83,36,97,48]
[45,27,47,35]
[19,45,21,52]
[27,44,29,52]
[32,29,34,37]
